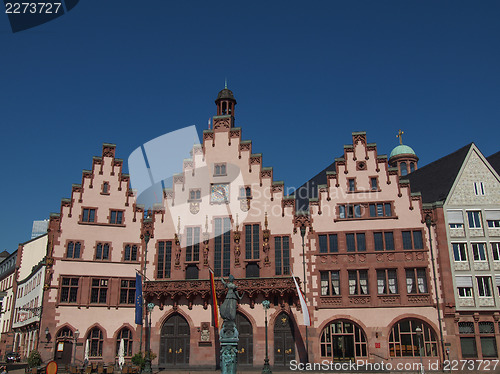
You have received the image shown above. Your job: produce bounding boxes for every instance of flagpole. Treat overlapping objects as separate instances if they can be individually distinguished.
[300,224,309,363]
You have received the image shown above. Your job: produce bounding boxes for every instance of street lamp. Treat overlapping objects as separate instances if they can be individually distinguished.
[415,326,425,374]
[299,224,309,363]
[262,300,272,374]
[73,329,80,366]
[45,327,50,342]
[143,302,154,374]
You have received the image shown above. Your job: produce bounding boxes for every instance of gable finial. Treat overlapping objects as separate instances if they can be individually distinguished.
[224,77,227,89]
[396,129,404,145]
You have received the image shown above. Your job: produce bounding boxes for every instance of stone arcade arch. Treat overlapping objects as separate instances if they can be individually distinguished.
[159,313,190,368]
[320,319,368,361]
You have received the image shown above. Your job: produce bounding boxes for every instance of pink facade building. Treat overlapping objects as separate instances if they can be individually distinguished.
[37,88,448,369]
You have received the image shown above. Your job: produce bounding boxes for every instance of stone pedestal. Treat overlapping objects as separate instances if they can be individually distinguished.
[220,321,239,374]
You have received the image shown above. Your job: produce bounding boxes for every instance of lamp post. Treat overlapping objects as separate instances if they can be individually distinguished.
[415,326,425,374]
[73,329,80,366]
[143,303,154,374]
[299,224,309,363]
[262,300,272,374]
[45,327,50,342]
[140,228,152,353]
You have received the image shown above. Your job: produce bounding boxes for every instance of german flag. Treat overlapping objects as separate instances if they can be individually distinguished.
[209,268,219,329]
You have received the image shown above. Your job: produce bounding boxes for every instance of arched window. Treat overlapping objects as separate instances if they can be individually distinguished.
[400,162,408,176]
[116,328,133,357]
[320,320,367,360]
[410,162,415,173]
[57,327,73,339]
[88,328,104,357]
[389,319,437,357]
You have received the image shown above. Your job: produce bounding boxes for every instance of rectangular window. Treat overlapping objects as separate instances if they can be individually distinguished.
[66,241,81,259]
[214,218,231,277]
[384,203,392,217]
[119,279,136,304]
[214,163,227,176]
[371,177,378,191]
[402,231,412,250]
[348,270,368,295]
[385,232,395,250]
[488,220,500,228]
[452,243,468,262]
[90,279,108,304]
[479,322,498,358]
[186,227,201,262]
[95,243,110,260]
[369,204,376,218]
[318,234,338,253]
[356,233,366,251]
[492,243,500,261]
[189,189,201,200]
[468,211,482,228]
[109,210,123,224]
[374,232,384,251]
[402,231,423,250]
[477,276,492,297]
[240,187,252,198]
[60,277,79,303]
[338,204,361,219]
[458,287,473,297]
[346,233,356,252]
[474,182,485,196]
[348,179,355,192]
[82,208,96,223]
[406,268,428,294]
[124,244,138,261]
[377,269,398,294]
[374,232,394,251]
[320,271,340,296]
[275,236,290,275]
[245,224,260,259]
[459,322,477,358]
[472,243,487,261]
[157,241,172,279]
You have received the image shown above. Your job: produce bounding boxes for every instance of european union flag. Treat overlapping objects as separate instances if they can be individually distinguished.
[135,273,143,325]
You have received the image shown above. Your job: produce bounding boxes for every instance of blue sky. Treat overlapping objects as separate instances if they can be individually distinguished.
[1,1,499,252]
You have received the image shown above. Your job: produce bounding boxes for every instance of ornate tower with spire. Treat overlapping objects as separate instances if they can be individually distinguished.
[389,129,419,176]
[215,83,237,121]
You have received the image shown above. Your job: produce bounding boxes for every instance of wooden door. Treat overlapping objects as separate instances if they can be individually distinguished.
[273,313,295,366]
[236,313,253,366]
[159,314,190,367]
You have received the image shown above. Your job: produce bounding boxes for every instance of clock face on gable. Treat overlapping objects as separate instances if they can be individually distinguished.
[210,183,230,203]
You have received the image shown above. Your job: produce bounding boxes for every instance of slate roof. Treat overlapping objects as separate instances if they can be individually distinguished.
[293,160,337,212]
[406,143,472,204]
[487,150,500,175]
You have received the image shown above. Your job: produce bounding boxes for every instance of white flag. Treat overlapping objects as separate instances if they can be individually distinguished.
[292,273,311,326]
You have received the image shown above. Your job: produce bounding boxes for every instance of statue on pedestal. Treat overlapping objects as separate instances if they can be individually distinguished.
[219,274,243,374]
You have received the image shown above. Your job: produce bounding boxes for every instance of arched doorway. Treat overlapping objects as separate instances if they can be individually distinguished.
[320,319,367,361]
[236,312,253,366]
[159,314,190,367]
[54,327,74,365]
[274,312,295,366]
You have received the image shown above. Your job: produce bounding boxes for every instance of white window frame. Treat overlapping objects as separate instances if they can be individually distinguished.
[472,242,487,262]
[477,276,492,297]
[491,242,500,262]
[467,211,482,229]
[452,242,468,262]
[458,287,473,298]
[474,182,485,196]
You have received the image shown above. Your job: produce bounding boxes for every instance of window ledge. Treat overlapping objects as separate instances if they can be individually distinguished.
[78,221,126,228]
[334,216,397,222]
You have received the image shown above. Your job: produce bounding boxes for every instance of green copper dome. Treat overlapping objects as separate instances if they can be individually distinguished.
[390,144,416,159]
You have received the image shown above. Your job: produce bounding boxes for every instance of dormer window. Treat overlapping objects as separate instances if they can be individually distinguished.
[102,182,109,194]
[240,187,251,198]
[214,163,227,176]
[189,189,201,201]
